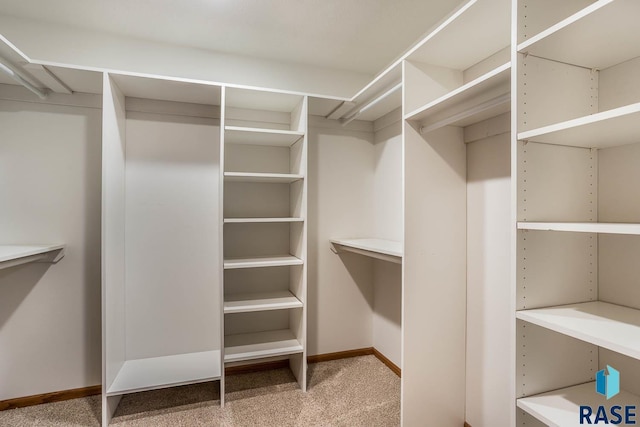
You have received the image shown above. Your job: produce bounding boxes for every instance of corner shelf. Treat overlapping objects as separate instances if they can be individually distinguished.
[223,255,304,270]
[224,329,303,363]
[224,172,304,184]
[224,126,304,147]
[224,291,302,314]
[517,0,640,69]
[516,301,640,360]
[330,238,402,264]
[0,244,65,270]
[224,217,304,224]
[517,102,640,149]
[106,350,221,396]
[517,382,640,427]
[517,222,640,235]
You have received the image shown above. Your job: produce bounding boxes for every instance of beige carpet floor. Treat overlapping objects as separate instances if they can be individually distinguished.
[0,355,400,426]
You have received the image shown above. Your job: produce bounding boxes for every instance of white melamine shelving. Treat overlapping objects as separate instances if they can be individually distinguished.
[517,382,640,427]
[107,350,221,396]
[517,0,640,69]
[330,238,402,264]
[223,255,303,270]
[517,222,640,235]
[404,62,511,123]
[224,291,302,314]
[223,217,304,224]
[517,301,640,360]
[0,244,65,270]
[224,329,303,363]
[518,102,640,149]
[223,172,304,183]
[224,126,304,147]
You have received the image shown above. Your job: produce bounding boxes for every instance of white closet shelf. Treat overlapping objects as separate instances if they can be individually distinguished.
[517,0,640,69]
[224,172,304,183]
[518,222,640,235]
[404,62,511,123]
[106,350,221,396]
[224,329,303,363]
[517,301,640,360]
[223,255,303,269]
[517,382,640,427]
[518,102,640,149]
[224,217,304,224]
[224,291,303,314]
[224,126,304,147]
[330,238,402,264]
[0,244,65,270]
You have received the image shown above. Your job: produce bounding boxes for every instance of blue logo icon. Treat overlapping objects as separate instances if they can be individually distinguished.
[596,365,620,400]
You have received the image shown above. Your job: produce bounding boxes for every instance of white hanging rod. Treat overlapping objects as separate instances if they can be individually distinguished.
[0,58,48,100]
[342,82,402,126]
[419,92,510,134]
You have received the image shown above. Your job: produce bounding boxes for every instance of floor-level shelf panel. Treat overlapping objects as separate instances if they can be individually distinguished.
[0,244,65,270]
[517,102,640,149]
[223,255,304,269]
[224,217,304,224]
[106,350,221,396]
[224,126,304,147]
[224,291,303,314]
[517,0,640,69]
[517,382,640,427]
[517,301,640,360]
[518,222,640,235]
[330,238,402,264]
[224,329,303,363]
[224,172,304,183]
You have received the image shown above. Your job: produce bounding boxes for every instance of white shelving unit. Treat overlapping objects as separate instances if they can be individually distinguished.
[330,238,402,264]
[222,86,308,394]
[0,244,65,270]
[514,0,640,425]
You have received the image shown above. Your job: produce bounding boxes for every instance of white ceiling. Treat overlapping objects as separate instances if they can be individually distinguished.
[0,0,461,75]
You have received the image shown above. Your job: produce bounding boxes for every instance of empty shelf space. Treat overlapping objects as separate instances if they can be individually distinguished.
[224,126,304,146]
[224,291,303,314]
[518,102,640,149]
[0,244,65,270]
[404,62,511,123]
[224,217,304,224]
[517,382,640,427]
[106,350,221,396]
[224,172,304,183]
[330,238,402,264]
[224,329,303,363]
[516,301,640,360]
[223,255,304,269]
[518,222,640,235]
[517,0,640,69]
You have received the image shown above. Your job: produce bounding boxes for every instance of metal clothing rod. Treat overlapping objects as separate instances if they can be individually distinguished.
[342,82,402,126]
[0,59,48,100]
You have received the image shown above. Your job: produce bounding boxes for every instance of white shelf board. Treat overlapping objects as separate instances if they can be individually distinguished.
[224,217,304,224]
[224,329,303,363]
[0,244,65,270]
[223,255,303,270]
[224,291,302,314]
[407,0,510,70]
[518,222,640,235]
[517,0,640,69]
[106,350,221,396]
[224,126,303,147]
[330,238,402,264]
[224,172,304,184]
[517,301,640,360]
[518,102,640,149]
[517,382,640,427]
[404,62,511,122]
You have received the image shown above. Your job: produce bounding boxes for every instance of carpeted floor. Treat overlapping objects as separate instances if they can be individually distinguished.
[0,355,400,426]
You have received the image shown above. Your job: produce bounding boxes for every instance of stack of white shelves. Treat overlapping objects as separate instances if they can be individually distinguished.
[514,0,640,424]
